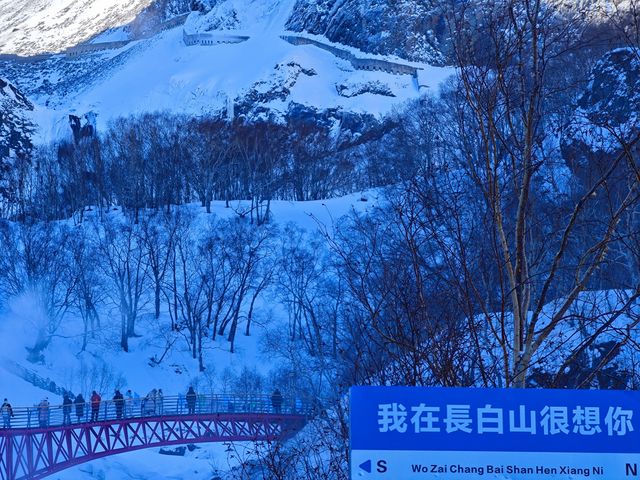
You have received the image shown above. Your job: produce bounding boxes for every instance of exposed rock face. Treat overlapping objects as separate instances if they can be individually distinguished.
[336,80,394,98]
[562,47,640,175]
[0,77,35,204]
[561,47,640,283]
[576,48,640,130]
[285,0,448,65]
[0,77,34,160]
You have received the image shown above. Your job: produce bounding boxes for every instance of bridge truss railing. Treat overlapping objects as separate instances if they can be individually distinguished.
[1,393,311,430]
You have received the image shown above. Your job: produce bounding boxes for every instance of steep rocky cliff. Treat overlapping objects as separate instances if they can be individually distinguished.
[0,78,34,160]
[285,0,449,64]
[562,47,640,174]
[0,78,35,205]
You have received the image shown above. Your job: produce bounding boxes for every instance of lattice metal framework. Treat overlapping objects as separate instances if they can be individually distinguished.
[0,413,306,480]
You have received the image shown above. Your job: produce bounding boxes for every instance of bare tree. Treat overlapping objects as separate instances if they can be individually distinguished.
[188,117,231,213]
[68,227,103,351]
[428,0,640,386]
[166,211,209,371]
[139,211,177,319]
[94,215,149,352]
[232,121,288,225]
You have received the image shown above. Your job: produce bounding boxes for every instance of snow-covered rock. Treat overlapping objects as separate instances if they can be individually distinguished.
[0,77,34,161]
[562,47,640,170]
[286,0,449,65]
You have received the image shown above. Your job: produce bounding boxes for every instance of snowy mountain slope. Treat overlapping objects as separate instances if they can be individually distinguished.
[186,0,295,34]
[2,20,451,143]
[0,0,454,147]
[0,0,157,56]
[562,47,640,167]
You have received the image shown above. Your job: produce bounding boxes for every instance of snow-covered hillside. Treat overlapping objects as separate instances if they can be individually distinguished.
[0,0,158,56]
[1,1,451,145]
[186,0,295,33]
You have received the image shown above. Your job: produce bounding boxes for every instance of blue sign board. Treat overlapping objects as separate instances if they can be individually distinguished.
[350,386,640,479]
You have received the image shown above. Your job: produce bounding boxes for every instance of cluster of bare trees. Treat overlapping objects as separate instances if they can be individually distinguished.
[4,112,388,223]
[0,211,277,369]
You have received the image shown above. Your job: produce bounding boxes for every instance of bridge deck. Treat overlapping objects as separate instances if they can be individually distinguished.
[0,394,310,480]
[1,393,309,430]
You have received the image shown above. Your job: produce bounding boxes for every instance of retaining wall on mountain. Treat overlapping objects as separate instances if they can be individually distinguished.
[280,34,421,78]
[182,30,250,46]
[66,40,132,56]
[158,13,190,31]
[0,53,53,63]
[280,34,354,62]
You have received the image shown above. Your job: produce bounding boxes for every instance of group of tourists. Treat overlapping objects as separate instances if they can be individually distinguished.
[1,387,290,428]
[141,388,164,416]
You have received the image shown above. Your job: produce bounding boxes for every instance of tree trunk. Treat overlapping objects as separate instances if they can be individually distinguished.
[155,283,161,319]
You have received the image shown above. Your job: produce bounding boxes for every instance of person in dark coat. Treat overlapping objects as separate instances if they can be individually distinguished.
[90,391,101,422]
[271,389,283,414]
[186,386,197,415]
[62,393,72,425]
[74,394,85,423]
[113,390,124,419]
[1,398,14,428]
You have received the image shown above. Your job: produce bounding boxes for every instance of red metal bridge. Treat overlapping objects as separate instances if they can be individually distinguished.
[0,393,309,480]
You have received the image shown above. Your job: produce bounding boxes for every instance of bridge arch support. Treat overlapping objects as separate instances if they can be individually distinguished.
[0,413,305,480]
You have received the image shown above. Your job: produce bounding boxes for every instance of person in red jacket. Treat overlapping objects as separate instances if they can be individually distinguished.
[90,391,101,422]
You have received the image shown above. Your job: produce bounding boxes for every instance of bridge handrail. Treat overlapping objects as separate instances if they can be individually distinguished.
[0,393,313,430]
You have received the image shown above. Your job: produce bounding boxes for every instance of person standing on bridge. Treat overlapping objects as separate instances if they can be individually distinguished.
[125,389,133,418]
[74,393,85,422]
[186,386,196,415]
[113,390,124,419]
[90,391,101,422]
[62,393,72,425]
[142,389,157,416]
[157,388,164,415]
[177,392,185,414]
[38,398,50,427]
[133,391,141,415]
[1,398,14,428]
[271,389,283,414]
